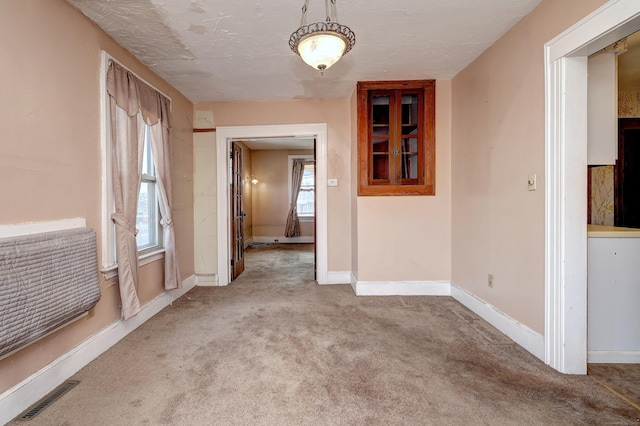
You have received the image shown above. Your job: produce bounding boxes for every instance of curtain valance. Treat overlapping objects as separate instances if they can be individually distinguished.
[107,60,171,129]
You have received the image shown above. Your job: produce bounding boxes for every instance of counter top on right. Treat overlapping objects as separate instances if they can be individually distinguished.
[587,224,640,238]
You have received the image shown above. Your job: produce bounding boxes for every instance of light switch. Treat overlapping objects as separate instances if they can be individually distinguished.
[528,174,537,191]
[327,178,338,187]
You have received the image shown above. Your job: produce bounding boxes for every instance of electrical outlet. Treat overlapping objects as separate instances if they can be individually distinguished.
[274,239,279,243]
[488,274,494,288]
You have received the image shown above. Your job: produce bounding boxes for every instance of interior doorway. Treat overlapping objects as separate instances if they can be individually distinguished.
[216,124,329,286]
[229,138,316,281]
[545,1,640,374]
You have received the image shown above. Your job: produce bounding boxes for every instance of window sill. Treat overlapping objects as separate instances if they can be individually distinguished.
[101,248,165,280]
[298,216,315,222]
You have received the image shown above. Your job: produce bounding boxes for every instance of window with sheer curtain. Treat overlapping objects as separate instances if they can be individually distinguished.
[296,163,315,218]
[288,155,315,219]
[101,52,180,319]
[136,128,162,253]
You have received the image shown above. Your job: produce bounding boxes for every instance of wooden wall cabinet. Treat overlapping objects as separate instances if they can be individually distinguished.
[357,80,435,196]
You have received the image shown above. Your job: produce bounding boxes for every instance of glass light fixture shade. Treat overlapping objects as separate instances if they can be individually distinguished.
[297,32,347,71]
[289,20,356,72]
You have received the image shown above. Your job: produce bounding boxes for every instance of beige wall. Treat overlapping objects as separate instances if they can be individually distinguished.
[194,132,217,275]
[251,150,315,239]
[195,99,352,271]
[355,80,452,282]
[350,90,359,278]
[0,0,194,393]
[451,0,607,335]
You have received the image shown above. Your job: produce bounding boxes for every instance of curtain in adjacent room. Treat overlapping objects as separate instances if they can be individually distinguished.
[107,60,179,319]
[284,159,305,238]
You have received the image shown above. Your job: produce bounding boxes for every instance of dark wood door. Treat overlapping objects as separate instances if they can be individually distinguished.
[616,119,640,228]
[313,139,317,281]
[230,142,245,280]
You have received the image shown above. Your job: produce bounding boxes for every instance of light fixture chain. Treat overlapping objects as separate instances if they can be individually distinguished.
[329,0,339,23]
[300,0,309,27]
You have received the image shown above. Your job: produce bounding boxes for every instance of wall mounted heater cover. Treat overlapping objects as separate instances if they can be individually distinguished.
[0,228,101,358]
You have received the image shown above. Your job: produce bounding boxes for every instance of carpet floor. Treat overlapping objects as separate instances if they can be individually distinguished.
[10,244,640,425]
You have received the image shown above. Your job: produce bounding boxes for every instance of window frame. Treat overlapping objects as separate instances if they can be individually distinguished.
[357,80,436,196]
[100,51,166,278]
[136,129,163,256]
[288,155,315,220]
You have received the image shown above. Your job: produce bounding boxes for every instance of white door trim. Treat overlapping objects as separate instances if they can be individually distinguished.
[544,0,640,374]
[216,124,328,285]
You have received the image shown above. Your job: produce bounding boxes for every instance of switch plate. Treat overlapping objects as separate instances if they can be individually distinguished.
[327,178,338,187]
[528,174,537,191]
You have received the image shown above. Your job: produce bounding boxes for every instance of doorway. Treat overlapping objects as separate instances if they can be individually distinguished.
[229,138,316,281]
[216,124,329,286]
[545,1,640,374]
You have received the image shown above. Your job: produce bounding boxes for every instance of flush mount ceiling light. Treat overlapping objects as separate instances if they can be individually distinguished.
[289,0,356,73]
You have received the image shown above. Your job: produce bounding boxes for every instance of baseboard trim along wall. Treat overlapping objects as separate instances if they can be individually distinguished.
[348,275,545,363]
[252,236,315,244]
[325,271,351,285]
[196,273,219,286]
[353,279,452,296]
[450,283,545,362]
[588,351,640,364]
[0,275,197,425]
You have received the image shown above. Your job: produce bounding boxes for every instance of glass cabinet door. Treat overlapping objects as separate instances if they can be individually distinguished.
[398,92,422,183]
[357,80,435,196]
[370,92,392,184]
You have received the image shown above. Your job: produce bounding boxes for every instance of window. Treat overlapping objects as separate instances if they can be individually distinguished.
[100,53,165,276]
[289,155,315,218]
[357,80,436,196]
[136,128,162,253]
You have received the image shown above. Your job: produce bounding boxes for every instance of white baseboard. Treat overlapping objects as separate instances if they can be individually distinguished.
[244,237,253,249]
[324,271,351,285]
[352,280,452,296]
[450,283,545,362]
[252,236,314,244]
[196,273,219,286]
[0,275,196,425]
[588,351,640,364]
[348,278,543,361]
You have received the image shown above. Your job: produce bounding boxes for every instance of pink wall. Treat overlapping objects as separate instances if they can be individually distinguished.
[451,0,607,334]
[251,149,315,239]
[196,99,352,272]
[355,80,452,282]
[0,0,194,393]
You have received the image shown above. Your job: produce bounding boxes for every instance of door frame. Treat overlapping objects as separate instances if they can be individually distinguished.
[216,123,328,286]
[544,0,640,374]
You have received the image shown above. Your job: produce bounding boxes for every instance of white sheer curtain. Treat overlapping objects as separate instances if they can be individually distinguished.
[107,61,179,319]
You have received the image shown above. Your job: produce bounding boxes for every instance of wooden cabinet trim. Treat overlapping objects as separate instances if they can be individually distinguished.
[357,80,436,196]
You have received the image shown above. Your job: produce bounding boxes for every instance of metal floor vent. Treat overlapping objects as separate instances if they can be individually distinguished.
[17,380,80,421]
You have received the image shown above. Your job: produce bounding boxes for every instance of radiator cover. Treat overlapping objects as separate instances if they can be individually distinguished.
[0,228,101,358]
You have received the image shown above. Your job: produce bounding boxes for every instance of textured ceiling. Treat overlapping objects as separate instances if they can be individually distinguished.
[67,0,542,103]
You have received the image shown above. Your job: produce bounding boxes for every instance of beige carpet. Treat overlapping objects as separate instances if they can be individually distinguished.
[10,244,640,425]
